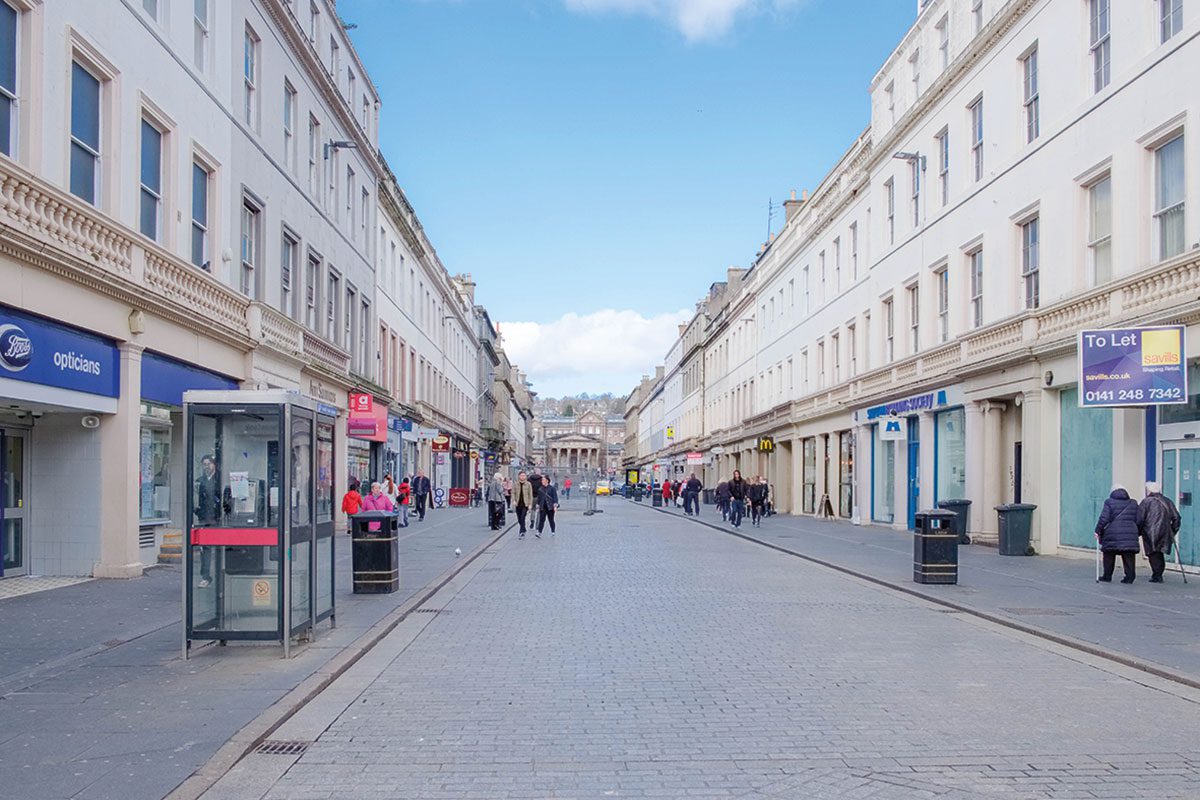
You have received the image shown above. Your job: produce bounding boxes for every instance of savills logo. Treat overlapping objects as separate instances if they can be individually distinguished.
[0,323,32,372]
[1141,329,1182,367]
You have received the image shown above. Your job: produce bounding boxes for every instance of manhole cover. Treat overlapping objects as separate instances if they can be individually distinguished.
[1001,607,1073,616]
[256,740,310,756]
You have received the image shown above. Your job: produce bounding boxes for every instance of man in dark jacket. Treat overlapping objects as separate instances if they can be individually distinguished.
[728,470,747,529]
[412,470,432,521]
[715,480,731,521]
[748,476,768,527]
[1137,481,1181,583]
[685,473,702,516]
[536,476,559,537]
[1095,485,1140,583]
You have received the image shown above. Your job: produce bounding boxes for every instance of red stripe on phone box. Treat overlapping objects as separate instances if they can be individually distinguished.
[191,528,278,546]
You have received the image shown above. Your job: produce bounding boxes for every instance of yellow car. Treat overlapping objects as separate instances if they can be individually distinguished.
[595,480,612,495]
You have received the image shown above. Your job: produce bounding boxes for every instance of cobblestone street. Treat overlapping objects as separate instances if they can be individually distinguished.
[241,501,1200,800]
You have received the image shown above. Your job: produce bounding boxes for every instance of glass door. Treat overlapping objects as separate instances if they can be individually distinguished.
[2,429,29,577]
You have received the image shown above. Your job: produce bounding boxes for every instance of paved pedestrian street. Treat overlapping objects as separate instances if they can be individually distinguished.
[239,501,1200,800]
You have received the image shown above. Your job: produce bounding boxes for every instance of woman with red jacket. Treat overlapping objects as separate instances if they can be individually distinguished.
[341,479,364,525]
[397,478,411,527]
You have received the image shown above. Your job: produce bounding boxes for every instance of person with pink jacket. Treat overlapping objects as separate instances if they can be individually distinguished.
[361,481,395,531]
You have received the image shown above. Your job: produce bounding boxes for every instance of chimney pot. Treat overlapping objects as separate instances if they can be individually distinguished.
[790,189,796,201]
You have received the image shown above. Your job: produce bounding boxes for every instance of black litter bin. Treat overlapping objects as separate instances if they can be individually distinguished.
[350,511,399,593]
[703,488,715,505]
[937,499,972,544]
[995,504,1037,556]
[652,491,663,507]
[913,509,960,584]
[634,486,644,502]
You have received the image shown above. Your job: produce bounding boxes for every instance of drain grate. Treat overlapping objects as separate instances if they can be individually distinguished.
[415,608,447,614]
[256,740,310,756]
[1001,607,1073,617]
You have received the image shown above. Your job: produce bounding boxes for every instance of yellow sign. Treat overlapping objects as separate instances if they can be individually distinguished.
[1142,328,1182,366]
[469,450,479,460]
[757,436,776,453]
[252,579,272,607]
[666,426,675,439]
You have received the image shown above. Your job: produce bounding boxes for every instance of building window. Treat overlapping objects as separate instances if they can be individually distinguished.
[832,238,841,292]
[239,196,261,299]
[1022,47,1039,143]
[346,166,355,234]
[883,298,894,362]
[909,49,921,98]
[1021,216,1040,310]
[305,254,319,330]
[906,284,921,353]
[360,187,369,244]
[193,0,209,72]
[936,268,949,342]
[281,231,297,317]
[910,160,921,227]
[70,62,102,205]
[936,15,949,71]
[307,115,320,196]
[139,404,172,524]
[190,161,209,270]
[972,0,983,34]
[359,299,370,376]
[969,249,984,328]
[0,1,16,157]
[1088,176,1113,284]
[885,178,895,245]
[803,265,810,312]
[309,1,320,42]
[936,128,949,206]
[1155,135,1186,261]
[819,251,826,302]
[832,333,841,383]
[885,82,895,124]
[849,222,858,278]
[329,35,339,82]
[327,270,340,341]
[847,323,857,376]
[347,70,356,105]
[817,341,826,387]
[1161,0,1183,42]
[1089,0,1111,93]
[344,285,354,350]
[243,26,259,128]
[142,0,158,20]
[969,97,984,182]
[139,119,163,241]
[283,82,296,171]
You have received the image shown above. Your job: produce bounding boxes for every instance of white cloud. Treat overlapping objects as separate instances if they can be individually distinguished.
[499,309,691,397]
[563,0,802,41]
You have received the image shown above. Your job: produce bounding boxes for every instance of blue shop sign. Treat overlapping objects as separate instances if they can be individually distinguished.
[317,402,340,418]
[387,416,413,433]
[865,389,948,420]
[0,305,118,397]
[141,352,238,407]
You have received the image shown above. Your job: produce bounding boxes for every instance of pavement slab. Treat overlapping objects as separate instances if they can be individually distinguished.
[243,501,1200,800]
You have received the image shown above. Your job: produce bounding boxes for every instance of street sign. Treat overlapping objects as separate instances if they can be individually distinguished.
[686,452,703,464]
[666,426,675,440]
[711,446,726,455]
[1079,326,1188,407]
[879,418,906,441]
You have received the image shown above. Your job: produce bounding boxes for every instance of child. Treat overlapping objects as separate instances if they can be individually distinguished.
[397,478,411,527]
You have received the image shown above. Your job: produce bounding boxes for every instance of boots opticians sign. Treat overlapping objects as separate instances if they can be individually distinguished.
[0,306,118,397]
[1079,326,1188,407]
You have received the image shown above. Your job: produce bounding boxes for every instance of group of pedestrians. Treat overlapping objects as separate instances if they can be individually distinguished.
[1094,481,1183,584]
[712,471,772,529]
[340,470,433,530]
[485,470,561,538]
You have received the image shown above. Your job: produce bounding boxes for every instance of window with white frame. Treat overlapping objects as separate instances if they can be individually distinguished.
[819,251,826,302]
[143,0,158,21]
[1161,0,1183,42]
[243,26,259,128]
[239,196,261,299]
[936,268,949,342]
[69,61,102,205]
[801,349,809,392]
[327,148,338,216]
[883,298,894,362]
[849,222,859,278]
[847,323,857,376]
[308,115,320,196]
[885,82,895,124]
[1155,135,1186,260]
[908,284,920,353]
[910,160,920,227]
[862,313,871,371]
[833,238,841,292]
[936,128,949,205]
[969,249,984,328]
[344,285,355,350]
[803,265,811,313]
[281,230,297,316]
[139,119,163,241]
[972,0,983,34]
[190,160,210,270]
[1088,175,1112,284]
[327,269,341,341]
[348,70,356,106]
[346,166,355,234]
[817,341,826,387]
[1021,216,1040,309]
[360,187,369,244]
[305,252,319,329]
[283,82,296,171]
[0,1,16,157]
[329,35,339,81]
[1089,0,1110,93]
[832,333,841,383]
[1022,47,1039,143]
[910,49,921,98]
[359,298,370,375]
[309,1,320,42]
[969,97,984,181]
[193,0,209,72]
[885,178,895,244]
[936,15,949,71]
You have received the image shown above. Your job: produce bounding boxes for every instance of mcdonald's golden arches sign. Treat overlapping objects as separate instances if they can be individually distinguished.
[757,436,775,453]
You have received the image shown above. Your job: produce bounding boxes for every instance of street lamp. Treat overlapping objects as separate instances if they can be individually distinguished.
[323,139,358,160]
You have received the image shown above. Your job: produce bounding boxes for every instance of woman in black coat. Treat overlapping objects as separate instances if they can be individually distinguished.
[1095,485,1140,583]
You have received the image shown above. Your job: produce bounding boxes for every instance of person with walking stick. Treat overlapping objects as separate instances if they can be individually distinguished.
[1137,481,1183,583]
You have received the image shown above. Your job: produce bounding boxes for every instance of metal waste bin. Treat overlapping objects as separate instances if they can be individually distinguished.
[350,511,399,593]
[652,491,663,507]
[995,504,1037,556]
[913,509,960,584]
[937,499,972,544]
[634,485,644,502]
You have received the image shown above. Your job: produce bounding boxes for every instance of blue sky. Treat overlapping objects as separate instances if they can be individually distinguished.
[340,0,915,396]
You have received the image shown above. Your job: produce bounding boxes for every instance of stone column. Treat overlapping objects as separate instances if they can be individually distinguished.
[919,412,936,515]
[964,402,985,539]
[851,425,865,525]
[1020,388,1051,554]
[980,400,1007,538]
[96,343,144,578]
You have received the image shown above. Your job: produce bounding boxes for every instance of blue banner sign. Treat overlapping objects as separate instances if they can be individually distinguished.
[865,390,948,420]
[0,306,119,398]
[1079,326,1188,407]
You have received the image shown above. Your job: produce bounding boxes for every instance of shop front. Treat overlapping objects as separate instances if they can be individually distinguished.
[347,392,387,486]
[384,415,414,483]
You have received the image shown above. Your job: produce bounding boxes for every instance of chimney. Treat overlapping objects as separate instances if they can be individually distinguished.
[678,324,687,337]
[784,188,808,223]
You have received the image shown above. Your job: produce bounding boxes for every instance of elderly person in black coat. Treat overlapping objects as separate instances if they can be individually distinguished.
[1095,485,1141,583]
[1137,481,1181,583]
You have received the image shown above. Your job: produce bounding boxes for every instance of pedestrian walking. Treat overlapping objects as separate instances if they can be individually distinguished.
[686,473,703,516]
[397,478,411,527]
[728,470,747,529]
[341,478,364,532]
[748,476,767,526]
[672,479,681,507]
[361,481,395,532]
[536,475,559,537]
[504,476,513,511]
[383,473,397,505]
[661,479,672,508]
[1137,481,1182,583]
[1095,484,1141,583]
[715,480,731,521]
[486,471,506,530]
[412,470,431,521]
[513,471,535,538]
[563,477,572,500]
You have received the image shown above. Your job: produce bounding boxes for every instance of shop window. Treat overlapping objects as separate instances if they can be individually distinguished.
[873,427,896,523]
[802,438,816,513]
[935,407,966,502]
[140,403,172,524]
[838,432,854,518]
[1159,363,1200,424]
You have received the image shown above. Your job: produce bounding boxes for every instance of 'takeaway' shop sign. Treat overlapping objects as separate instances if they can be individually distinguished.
[1078,326,1188,407]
